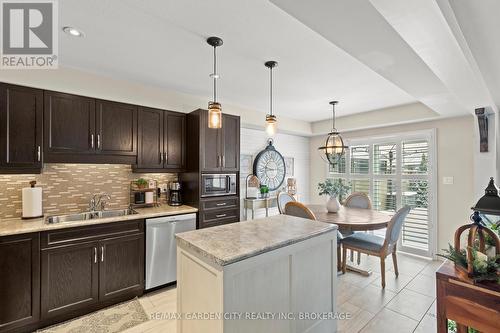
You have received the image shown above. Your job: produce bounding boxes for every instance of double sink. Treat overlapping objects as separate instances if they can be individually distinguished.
[46,208,138,224]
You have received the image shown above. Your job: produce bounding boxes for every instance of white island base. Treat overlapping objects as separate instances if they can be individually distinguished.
[176,215,337,333]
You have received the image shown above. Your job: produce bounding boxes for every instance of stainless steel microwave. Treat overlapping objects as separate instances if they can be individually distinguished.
[201,174,237,197]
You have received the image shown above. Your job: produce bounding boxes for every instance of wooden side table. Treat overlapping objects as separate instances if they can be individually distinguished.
[243,197,277,220]
[436,261,500,333]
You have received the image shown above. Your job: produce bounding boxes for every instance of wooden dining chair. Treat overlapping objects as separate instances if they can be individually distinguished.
[344,192,373,264]
[277,191,296,214]
[341,206,411,288]
[284,201,344,271]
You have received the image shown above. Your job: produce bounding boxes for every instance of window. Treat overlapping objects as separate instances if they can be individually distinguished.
[327,130,436,258]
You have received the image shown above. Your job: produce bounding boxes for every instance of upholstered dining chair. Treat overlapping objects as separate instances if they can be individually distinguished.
[284,201,344,271]
[277,191,296,214]
[341,206,411,288]
[344,192,373,264]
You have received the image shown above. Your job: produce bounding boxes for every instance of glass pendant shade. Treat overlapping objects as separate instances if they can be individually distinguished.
[208,101,222,129]
[318,101,347,165]
[265,114,277,137]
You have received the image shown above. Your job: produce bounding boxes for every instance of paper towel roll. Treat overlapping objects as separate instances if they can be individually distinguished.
[22,187,43,218]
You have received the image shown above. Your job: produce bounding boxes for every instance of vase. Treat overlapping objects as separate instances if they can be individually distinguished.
[326,196,340,213]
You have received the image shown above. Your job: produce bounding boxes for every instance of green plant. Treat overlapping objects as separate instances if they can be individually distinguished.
[135,178,148,188]
[318,179,350,200]
[260,185,269,194]
[438,244,500,283]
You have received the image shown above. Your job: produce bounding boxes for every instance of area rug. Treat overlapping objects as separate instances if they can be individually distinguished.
[37,298,149,333]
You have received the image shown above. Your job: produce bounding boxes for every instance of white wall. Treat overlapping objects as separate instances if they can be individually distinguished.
[240,127,310,219]
[310,115,475,254]
[0,66,312,136]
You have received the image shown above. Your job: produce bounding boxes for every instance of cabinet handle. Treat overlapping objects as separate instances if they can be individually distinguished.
[217,156,221,167]
[222,155,225,168]
[91,134,94,149]
[97,134,101,150]
[94,247,97,264]
[37,146,41,162]
[216,214,227,218]
[101,245,104,262]
[164,152,167,163]
[160,152,163,163]
[216,202,227,206]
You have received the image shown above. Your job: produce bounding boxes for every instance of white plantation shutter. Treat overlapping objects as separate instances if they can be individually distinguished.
[327,132,435,257]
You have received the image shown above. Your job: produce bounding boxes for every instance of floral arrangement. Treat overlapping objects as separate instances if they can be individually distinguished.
[317,179,350,201]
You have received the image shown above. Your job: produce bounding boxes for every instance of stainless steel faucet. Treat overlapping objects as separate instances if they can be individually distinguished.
[89,193,111,212]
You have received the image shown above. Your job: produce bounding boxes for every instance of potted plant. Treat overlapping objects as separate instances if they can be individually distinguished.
[135,178,148,189]
[260,185,269,199]
[318,179,350,213]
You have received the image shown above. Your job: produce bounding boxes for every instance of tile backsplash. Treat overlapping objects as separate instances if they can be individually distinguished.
[0,164,177,219]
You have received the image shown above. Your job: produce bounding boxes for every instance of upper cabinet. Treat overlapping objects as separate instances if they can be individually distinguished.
[44,92,137,164]
[134,107,185,172]
[0,84,43,173]
[188,109,240,173]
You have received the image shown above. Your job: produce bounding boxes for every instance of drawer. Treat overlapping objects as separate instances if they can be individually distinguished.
[199,208,239,229]
[201,196,239,211]
[41,219,144,249]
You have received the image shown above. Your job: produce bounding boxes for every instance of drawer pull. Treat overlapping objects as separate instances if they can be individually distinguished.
[94,247,97,264]
[216,214,227,218]
[216,203,227,206]
[101,245,104,262]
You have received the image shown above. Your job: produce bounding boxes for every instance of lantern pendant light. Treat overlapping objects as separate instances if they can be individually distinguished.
[207,37,223,128]
[318,101,348,165]
[265,61,278,137]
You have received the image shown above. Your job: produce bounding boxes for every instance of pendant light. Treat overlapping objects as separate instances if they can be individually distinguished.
[318,101,348,165]
[207,37,223,128]
[265,61,278,137]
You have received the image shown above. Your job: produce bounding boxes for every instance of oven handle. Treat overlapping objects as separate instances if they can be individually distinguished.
[226,175,231,193]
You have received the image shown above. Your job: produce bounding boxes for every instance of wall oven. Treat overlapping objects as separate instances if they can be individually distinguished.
[201,173,237,197]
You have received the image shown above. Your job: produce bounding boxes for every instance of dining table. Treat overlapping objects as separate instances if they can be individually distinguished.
[307,204,393,276]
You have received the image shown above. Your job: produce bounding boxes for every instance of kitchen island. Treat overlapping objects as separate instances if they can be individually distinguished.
[176,214,338,333]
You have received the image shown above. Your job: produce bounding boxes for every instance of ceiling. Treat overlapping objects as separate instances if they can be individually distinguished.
[58,0,499,122]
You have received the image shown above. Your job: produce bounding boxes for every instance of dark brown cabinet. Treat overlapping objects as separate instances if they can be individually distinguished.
[0,84,43,173]
[0,233,40,332]
[99,233,144,302]
[199,111,240,173]
[96,100,137,157]
[41,241,99,319]
[39,220,144,324]
[44,91,96,159]
[44,92,137,164]
[135,107,185,172]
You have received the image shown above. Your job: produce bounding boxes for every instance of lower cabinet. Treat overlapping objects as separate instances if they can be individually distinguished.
[199,196,240,229]
[39,220,145,324]
[40,241,99,319]
[0,233,40,333]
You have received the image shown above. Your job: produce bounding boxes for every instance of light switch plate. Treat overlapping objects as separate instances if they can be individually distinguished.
[443,177,454,185]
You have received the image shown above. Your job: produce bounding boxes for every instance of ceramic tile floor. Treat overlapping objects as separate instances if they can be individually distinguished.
[121,252,441,333]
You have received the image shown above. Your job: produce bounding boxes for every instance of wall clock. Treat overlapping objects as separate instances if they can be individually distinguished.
[253,139,286,191]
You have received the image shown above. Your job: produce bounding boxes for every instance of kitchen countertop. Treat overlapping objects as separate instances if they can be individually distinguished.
[0,205,198,237]
[176,214,337,267]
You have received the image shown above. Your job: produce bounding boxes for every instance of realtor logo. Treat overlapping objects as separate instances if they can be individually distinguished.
[1,0,58,68]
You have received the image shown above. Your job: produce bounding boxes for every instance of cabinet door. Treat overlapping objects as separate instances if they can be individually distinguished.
[96,100,137,156]
[164,111,186,169]
[0,233,40,332]
[221,114,240,172]
[44,91,95,160]
[137,107,163,169]
[0,84,43,172]
[200,111,221,172]
[41,241,99,319]
[99,233,144,302]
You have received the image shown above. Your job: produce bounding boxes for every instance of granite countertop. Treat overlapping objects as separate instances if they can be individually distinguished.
[176,214,337,267]
[0,205,198,237]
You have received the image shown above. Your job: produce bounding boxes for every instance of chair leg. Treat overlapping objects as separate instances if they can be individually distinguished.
[342,247,347,274]
[337,245,342,272]
[380,257,386,288]
[392,251,399,277]
[357,251,361,265]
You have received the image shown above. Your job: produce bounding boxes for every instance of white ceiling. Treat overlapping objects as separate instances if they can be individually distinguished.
[58,0,414,121]
[59,0,500,122]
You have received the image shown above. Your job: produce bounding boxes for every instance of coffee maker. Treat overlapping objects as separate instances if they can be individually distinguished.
[168,181,182,206]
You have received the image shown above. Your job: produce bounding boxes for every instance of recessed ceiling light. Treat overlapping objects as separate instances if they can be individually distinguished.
[62,26,84,37]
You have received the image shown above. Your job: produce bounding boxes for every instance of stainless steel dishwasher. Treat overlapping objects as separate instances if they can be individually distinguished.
[145,213,196,290]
